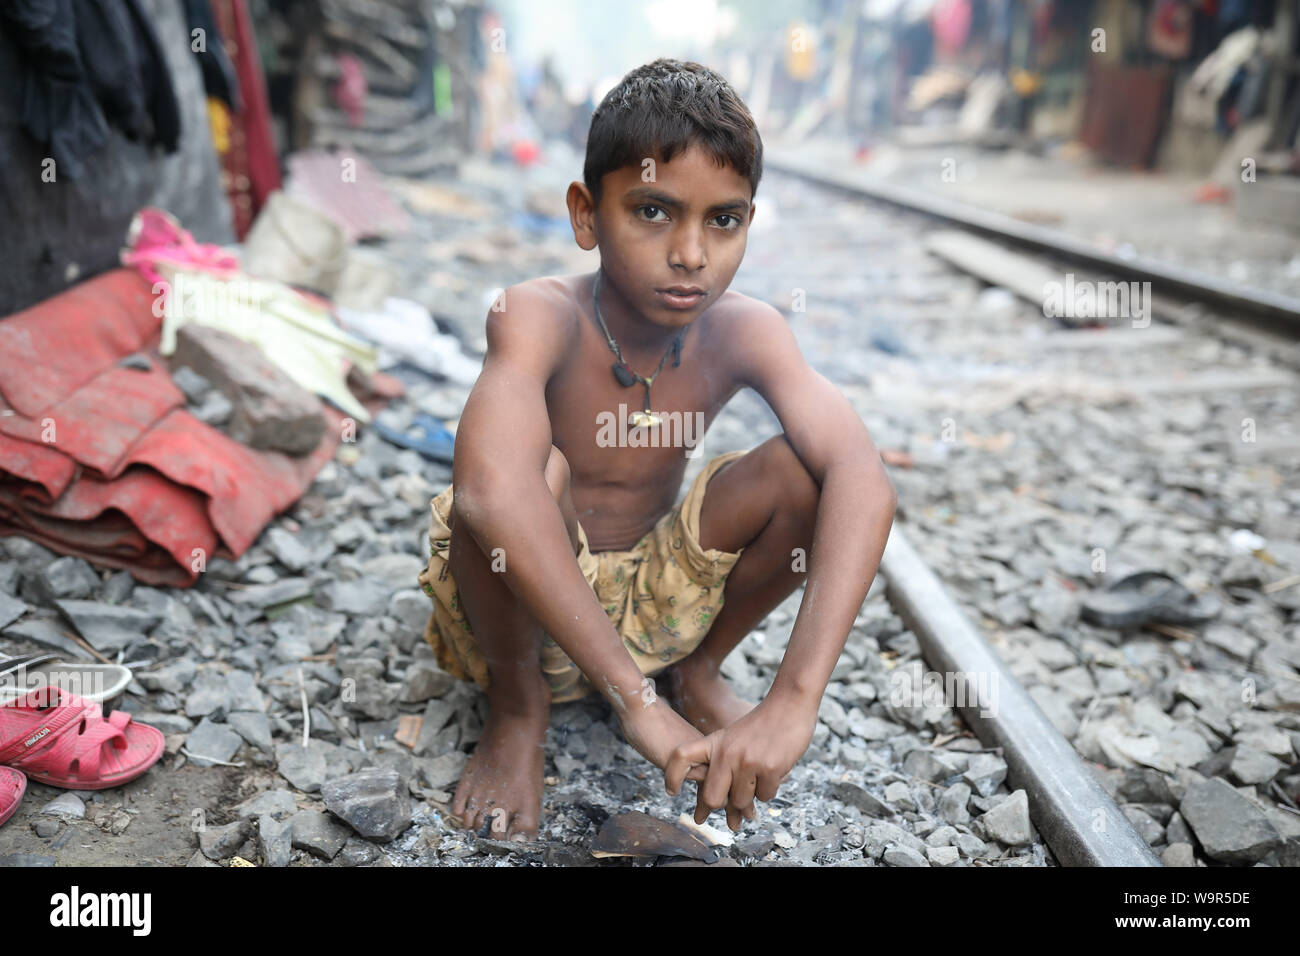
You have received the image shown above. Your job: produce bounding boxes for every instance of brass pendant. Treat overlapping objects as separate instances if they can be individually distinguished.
[628,409,661,428]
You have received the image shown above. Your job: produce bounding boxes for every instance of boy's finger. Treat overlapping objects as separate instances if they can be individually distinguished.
[729,773,757,813]
[725,804,742,832]
[696,762,733,824]
[665,739,710,795]
[755,772,782,803]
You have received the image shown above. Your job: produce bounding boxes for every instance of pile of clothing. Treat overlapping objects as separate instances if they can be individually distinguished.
[0,211,399,588]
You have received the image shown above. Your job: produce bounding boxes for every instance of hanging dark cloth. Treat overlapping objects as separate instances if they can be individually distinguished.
[0,0,180,179]
[182,0,242,110]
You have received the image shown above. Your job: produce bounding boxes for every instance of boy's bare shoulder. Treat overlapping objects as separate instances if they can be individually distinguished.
[484,275,582,375]
[701,289,796,382]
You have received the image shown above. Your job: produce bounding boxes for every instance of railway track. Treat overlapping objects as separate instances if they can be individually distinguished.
[722,161,1300,867]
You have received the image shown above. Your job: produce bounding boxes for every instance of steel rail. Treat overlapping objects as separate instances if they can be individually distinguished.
[767,148,1300,330]
[880,526,1162,866]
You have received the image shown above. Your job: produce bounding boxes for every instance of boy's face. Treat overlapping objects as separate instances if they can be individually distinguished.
[570,143,755,334]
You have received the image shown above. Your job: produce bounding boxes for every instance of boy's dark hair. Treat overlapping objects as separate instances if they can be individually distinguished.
[583,58,762,207]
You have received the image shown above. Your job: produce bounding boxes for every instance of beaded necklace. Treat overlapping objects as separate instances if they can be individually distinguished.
[592,268,685,428]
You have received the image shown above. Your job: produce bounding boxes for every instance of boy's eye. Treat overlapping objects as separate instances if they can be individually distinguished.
[713,214,741,229]
[637,205,669,222]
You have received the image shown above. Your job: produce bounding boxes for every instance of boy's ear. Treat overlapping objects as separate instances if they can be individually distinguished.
[567,181,599,252]
[749,202,756,228]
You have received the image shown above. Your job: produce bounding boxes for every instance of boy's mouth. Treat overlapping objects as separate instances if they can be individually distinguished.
[655,286,707,310]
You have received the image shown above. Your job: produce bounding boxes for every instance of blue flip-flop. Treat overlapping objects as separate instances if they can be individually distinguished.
[373,413,455,464]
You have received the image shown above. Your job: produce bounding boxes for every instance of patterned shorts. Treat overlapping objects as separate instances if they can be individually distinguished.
[416,450,746,703]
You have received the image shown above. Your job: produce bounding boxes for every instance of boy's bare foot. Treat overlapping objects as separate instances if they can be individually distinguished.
[662,658,755,734]
[451,690,549,841]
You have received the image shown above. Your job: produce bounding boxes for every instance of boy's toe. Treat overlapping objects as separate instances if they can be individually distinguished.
[507,809,540,842]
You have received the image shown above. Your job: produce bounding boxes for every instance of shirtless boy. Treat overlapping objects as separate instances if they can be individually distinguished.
[417,58,896,842]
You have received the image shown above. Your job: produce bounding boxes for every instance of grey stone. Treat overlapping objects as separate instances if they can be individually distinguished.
[954,832,989,858]
[265,528,313,573]
[847,709,903,741]
[128,712,193,735]
[225,670,266,713]
[360,553,424,585]
[276,742,329,793]
[337,836,382,867]
[136,659,196,694]
[401,663,455,703]
[0,853,54,866]
[902,748,959,783]
[235,789,298,820]
[31,557,100,603]
[229,578,314,609]
[830,779,892,817]
[926,845,961,866]
[962,752,1009,797]
[319,578,393,617]
[227,711,273,752]
[925,825,958,847]
[865,821,927,856]
[0,592,27,629]
[290,809,352,860]
[417,751,468,790]
[1234,726,1295,761]
[1179,778,1281,864]
[171,364,213,403]
[53,600,161,651]
[882,844,929,867]
[1165,811,1193,846]
[186,850,219,867]
[1229,746,1286,785]
[198,819,250,860]
[979,790,1033,846]
[1029,578,1081,632]
[270,604,346,654]
[389,589,431,637]
[321,768,412,842]
[883,780,916,812]
[939,782,972,825]
[342,674,400,721]
[1120,805,1165,846]
[33,819,59,838]
[838,743,870,769]
[185,669,231,718]
[1028,684,1079,738]
[257,814,293,867]
[1161,842,1198,867]
[172,323,325,455]
[818,696,849,737]
[271,630,313,663]
[1,618,87,660]
[184,718,243,766]
[39,793,85,819]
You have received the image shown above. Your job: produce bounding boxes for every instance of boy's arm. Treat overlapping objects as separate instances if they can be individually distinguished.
[666,302,897,828]
[451,284,709,773]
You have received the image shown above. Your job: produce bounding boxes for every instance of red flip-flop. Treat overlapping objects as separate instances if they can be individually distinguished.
[0,686,164,790]
[0,767,25,826]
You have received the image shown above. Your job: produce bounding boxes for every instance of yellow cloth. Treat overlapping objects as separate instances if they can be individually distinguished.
[417,450,747,702]
[156,267,379,422]
[206,97,231,154]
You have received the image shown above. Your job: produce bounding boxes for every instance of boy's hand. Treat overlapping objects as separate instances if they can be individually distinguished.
[620,696,711,786]
[664,694,818,831]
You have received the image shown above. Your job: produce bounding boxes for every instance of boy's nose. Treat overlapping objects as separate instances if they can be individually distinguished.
[668,225,707,271]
